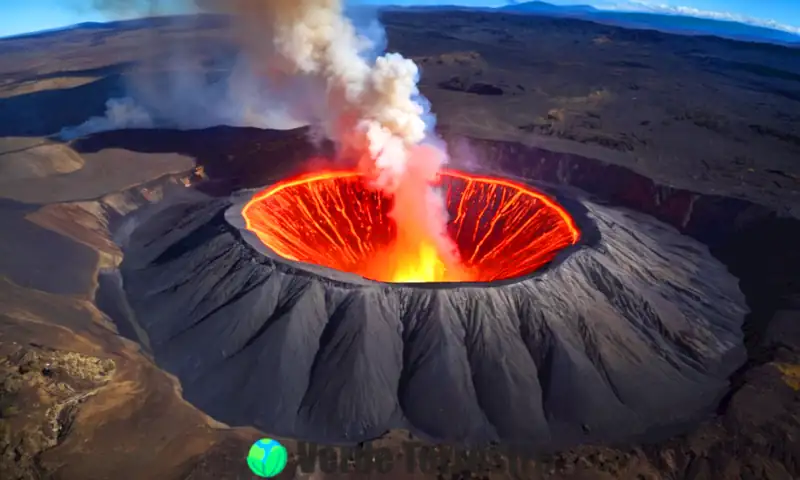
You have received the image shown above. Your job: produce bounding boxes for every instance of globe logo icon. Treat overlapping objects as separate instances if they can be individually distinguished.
[247,438,288,478]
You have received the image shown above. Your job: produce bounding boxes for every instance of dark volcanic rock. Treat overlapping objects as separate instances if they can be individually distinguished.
[466,83,504,95]
[117,180,747,450]
[438,77,505,95]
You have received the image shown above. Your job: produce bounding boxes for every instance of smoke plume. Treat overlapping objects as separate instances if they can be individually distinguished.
[185,0,459,273]
[195,2,427,179]
[68,0,460,276]
[60,55,311,139]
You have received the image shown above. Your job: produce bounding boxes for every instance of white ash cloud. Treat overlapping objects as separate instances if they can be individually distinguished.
[65,0,459,273]
[192,0,459,269]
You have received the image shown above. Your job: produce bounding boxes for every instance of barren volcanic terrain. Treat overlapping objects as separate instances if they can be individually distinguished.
[0,9,799,480]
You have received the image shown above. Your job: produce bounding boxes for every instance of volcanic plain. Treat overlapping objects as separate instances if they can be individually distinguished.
[0,9,799,480]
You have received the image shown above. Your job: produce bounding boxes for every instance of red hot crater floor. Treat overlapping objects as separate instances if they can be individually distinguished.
[241,169,580,284]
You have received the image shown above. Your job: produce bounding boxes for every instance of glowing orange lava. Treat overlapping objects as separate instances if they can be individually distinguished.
[242,169,580,283]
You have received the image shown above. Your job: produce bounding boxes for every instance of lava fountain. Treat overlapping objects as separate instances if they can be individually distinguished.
[242,168,580,283]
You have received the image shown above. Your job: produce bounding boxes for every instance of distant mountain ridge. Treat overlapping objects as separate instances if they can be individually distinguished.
[497,1,800,46]
[501,1,598,15]
[3,1,798,48]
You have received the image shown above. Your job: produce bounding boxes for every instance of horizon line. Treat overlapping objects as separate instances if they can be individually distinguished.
[1,4,798,42]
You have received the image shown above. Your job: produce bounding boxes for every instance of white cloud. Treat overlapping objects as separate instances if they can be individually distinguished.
[605,0,800,36]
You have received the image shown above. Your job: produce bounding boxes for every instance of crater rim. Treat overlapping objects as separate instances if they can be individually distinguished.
[228,167,596,289]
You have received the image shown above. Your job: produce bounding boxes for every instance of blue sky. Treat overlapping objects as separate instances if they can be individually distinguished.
[0,0,797,38]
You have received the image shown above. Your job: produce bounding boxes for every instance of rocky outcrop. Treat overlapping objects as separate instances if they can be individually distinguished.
[438,77,507,95]
[0,345,115,480]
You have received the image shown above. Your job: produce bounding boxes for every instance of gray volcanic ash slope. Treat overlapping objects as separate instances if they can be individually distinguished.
[118,186,747,449]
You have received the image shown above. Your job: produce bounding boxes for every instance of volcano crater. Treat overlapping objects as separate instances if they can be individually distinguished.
[114,134,747,449]
[237,169,582,285]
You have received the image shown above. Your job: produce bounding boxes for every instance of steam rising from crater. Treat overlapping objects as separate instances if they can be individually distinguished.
[67,0,461,279]
[196,0,459,274]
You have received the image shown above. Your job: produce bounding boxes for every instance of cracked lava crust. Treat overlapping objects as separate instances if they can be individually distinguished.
[118,167,748,449]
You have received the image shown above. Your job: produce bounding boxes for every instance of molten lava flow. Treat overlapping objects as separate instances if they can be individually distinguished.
[242,168,580,283]
[392,241,444,282]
